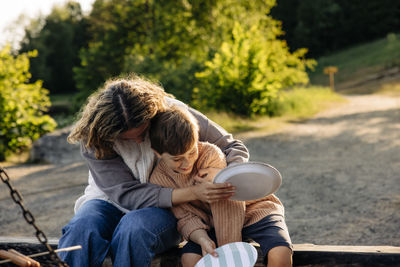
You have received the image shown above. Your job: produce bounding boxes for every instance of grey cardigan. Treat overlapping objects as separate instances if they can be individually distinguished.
[78,100,249,212]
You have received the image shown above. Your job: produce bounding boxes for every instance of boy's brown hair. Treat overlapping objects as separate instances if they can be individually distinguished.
[150,106,199,156]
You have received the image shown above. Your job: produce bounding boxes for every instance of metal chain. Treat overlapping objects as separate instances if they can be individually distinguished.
[0,166,69,267]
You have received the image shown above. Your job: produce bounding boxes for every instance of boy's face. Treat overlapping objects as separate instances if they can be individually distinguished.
[159,143,199,175]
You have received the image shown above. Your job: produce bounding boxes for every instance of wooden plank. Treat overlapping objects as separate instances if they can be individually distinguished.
[292,244,400,267]
[0,237,59,245]
[0,237,399,267]
[293,243,400,254]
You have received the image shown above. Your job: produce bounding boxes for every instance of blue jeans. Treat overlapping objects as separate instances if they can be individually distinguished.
[58,199,180,267]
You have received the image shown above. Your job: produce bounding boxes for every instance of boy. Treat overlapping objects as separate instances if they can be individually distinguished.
[149,106,293,267]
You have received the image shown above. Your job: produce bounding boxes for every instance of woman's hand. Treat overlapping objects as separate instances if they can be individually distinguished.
[172,182,235,205]
[194,167,222,183]
[191,182,235,204]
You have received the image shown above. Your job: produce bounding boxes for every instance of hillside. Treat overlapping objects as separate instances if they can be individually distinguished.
[309,33,400,94]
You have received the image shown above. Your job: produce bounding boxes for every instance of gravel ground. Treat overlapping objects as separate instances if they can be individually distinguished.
[1,94,399,247]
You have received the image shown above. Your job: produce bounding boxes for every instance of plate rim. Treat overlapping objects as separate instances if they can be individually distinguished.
[213,161,282,200]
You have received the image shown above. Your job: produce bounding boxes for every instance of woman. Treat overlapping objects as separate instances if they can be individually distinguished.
[58,76,249,267]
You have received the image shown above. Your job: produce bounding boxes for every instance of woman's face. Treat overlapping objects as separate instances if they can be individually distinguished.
[159,143,199,175]
[118,122,150,144]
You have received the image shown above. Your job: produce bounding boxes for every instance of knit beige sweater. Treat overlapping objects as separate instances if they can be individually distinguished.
[149,142,284,247]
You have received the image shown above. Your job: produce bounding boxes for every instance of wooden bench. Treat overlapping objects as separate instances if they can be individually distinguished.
[1,237,399,266]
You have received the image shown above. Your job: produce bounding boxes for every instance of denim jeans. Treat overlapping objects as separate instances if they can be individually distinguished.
[58,199,180,267]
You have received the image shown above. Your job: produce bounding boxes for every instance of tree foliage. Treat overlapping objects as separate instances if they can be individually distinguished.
[272,0,400,57]
[74,0,215,102]
[194,22,315,116]
[74,0,316,113]
[19,1,89,94]
[0,46,56,160]
[16,0,321,116]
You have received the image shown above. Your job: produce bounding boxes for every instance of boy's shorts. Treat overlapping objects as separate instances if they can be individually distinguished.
[180,214,293,262]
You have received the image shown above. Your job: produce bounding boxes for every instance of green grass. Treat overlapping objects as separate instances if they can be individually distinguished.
[309,33,400,87]
[274,86,345,118]
[376,80,400,96]
[205,86,345,134]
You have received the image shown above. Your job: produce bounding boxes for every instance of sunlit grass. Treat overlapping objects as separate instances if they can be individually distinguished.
[205,86,345,135]
[274,86,346,118]
[310,33,400,87]
[376,81,400,96]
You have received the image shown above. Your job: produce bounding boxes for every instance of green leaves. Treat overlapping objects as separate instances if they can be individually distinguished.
[194,22,316,116]
[19,1,89,94]
[0,46,56,160]
[30,0,316,117]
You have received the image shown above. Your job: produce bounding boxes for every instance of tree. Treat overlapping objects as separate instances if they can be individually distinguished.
[273,0,400,57]
[293,0,342,57]
[0,46,56,161]
[19,1,89,94]
[74,0,216,102]
[194,22,315,116]
[74,0,316,113]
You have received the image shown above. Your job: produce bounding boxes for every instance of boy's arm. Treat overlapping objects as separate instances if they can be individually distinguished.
[173,205,210,241]
[189,229,218,257]
[197,144,246,246]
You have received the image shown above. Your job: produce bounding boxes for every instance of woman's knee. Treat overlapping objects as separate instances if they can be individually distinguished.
[118,207,176,235]
[114,207,179,252]
[63,200,122,238]
[63,213,109,239]
[267,246,292,267]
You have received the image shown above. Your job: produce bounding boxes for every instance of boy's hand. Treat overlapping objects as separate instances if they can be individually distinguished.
[194,167,222,183]
[199,237,218,257]
[190,229,218,257]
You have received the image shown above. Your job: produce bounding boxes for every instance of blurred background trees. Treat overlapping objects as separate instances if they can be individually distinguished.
[18,1,89,94]
[0,46,56,160]
[1,0,399,158]
[271,0,400,57]
[13,0,399,108]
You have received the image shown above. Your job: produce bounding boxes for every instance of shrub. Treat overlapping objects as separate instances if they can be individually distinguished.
[194,22,316,116]
[0,46,56,161]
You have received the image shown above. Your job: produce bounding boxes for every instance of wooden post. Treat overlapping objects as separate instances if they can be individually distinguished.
[323,66,338,90]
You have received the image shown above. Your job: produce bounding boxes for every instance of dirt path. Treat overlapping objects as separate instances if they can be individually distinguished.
[1,94,399,246]
[241,94,400,246]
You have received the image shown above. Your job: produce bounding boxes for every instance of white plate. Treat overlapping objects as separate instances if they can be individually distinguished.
[213,162,282,201]
[195,242,257,267]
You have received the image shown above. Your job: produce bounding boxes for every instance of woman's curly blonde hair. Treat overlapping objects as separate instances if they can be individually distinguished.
[68,76,169,159]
